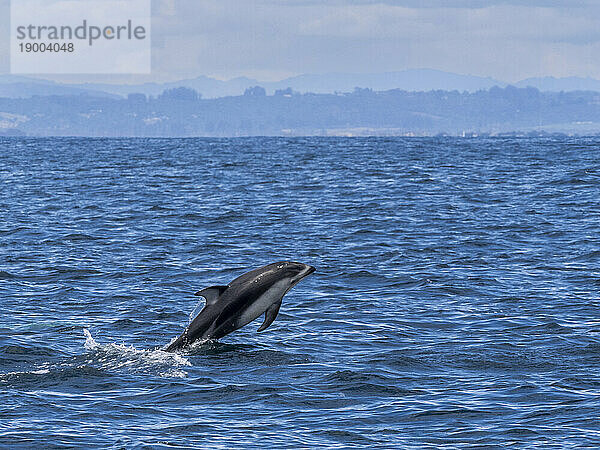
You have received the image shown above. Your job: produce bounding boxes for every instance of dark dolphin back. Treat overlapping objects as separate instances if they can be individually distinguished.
[228,262,288,286]
[212,262,294,330]
[215,261,299,328]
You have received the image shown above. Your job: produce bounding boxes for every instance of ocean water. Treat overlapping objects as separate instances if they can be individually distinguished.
[1,136,599,448]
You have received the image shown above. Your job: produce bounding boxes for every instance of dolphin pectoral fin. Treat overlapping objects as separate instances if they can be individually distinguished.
[257,301,282,332]
[194,285,228,305]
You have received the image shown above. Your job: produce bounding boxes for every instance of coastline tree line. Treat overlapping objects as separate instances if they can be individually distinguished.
[1,85,600,136]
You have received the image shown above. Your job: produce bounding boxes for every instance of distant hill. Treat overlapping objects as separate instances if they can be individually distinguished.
[265,69,505,94]
[4,71,600,100]
[515,76,600,92]
[71,69,505,98]
[74,75,259,98]
[0,75,120,99]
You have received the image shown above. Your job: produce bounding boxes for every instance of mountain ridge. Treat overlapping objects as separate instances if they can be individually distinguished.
[2,70,600,99]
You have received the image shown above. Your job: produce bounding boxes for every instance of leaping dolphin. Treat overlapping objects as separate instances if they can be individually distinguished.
[165,261,316,351]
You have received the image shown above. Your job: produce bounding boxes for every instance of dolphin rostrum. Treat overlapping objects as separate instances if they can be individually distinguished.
[165,261,316,351]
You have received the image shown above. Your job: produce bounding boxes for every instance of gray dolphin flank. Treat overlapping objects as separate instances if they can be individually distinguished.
[165,261,316,351]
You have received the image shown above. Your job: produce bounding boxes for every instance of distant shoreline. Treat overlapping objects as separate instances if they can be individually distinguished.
[2,86,600,137]
[2,133,599,139]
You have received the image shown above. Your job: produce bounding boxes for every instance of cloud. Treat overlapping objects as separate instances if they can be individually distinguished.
[2,0,600,82]
[0,0,8,72]
[259,0,595,8]
[147,1,600,81]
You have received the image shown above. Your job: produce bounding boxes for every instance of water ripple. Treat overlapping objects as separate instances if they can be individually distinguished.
[1,137,600,447]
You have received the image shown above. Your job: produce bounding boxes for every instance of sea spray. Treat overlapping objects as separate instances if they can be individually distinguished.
[82,328,191,377]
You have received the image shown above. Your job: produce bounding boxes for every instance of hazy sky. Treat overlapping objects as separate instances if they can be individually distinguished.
[2,0,600,82]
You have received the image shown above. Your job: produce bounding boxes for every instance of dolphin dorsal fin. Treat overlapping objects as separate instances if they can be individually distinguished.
[194,285,228,305]
[257,301,282,332]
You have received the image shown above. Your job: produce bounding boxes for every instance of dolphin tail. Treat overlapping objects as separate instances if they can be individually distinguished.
[257,301,282,332]
[164,333,185,352]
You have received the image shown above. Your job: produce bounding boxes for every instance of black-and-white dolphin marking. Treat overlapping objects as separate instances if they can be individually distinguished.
[165,261,315,351]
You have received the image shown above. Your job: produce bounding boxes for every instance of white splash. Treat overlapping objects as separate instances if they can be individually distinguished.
[83,328,98,350]
[188,299,205,324]
[82,329,191,378]
[0,368,50,381]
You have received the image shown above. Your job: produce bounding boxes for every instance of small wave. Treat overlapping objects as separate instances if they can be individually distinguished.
[46,266,103,279]
[83,329,190,378]
[134,237,172,245]
[312,429,378,445]
[211,210,246,222]
[0,270,16,280]
[180,212,204,220]
[1,368,50,378]
[1,343,57,357]
[572,250,600,262]
[0,365,105,386]
[322,369,414,397]
[62,232,98,242]
[0,226,29,236]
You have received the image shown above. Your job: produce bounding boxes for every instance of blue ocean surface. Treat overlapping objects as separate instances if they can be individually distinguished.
[1,137,599,448]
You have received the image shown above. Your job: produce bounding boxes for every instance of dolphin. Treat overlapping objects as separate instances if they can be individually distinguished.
[165,261,315,351]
